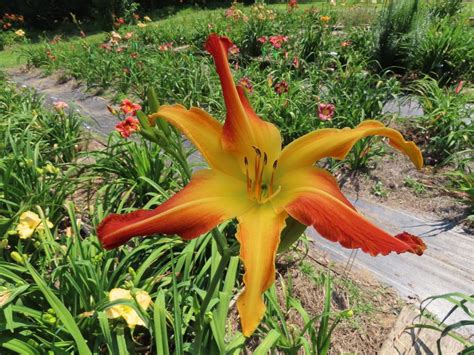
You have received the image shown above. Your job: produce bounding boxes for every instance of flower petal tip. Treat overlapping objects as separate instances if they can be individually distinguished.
[395,232,426,256]
[204,33,233,54]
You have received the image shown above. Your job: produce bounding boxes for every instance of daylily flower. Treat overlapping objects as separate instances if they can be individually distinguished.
[274,80,289,95]
[137,22,146,28]
[320,15,331,23]
[120,99,141,115]
[318,103,335,121]
[115,116,140,138]
[288,0,298,10]
[454,80,464,94]
[123,32,134,40]
[228,44,240,55]
[97,34,426,337]
[53,100,68,111]
[15,29,25,37]
[269,35,288,49]
[16,211,53,239]
[257,36,267,44]
[238,77,254,94]
[143,16,152,22]
[106,288,151,328]
[341,40,352,47]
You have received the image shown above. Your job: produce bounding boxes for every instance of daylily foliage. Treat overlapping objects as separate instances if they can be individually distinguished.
[98,34,426,337]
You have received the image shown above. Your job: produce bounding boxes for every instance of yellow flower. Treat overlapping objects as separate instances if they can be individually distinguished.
[143,16,152,22]
[106,288,151,328]
[15,29,25,37]
[0,290,11,307]
[320,15,331,23]
[16,211,53,239]
[137,22,147,28]
[97,34,426,336]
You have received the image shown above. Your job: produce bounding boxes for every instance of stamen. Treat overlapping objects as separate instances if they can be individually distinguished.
[253,147,261,194]
[269,159,278,195]
[244,157,251,193]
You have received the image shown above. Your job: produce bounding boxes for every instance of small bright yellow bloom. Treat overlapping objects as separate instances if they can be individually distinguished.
[16,211,53,239]
[320,15,331,23]
[106,288,151,328]
[137,22,147,28]
[15,29,25,37]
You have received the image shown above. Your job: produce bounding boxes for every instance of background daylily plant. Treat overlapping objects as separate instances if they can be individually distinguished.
[98,34,426,336]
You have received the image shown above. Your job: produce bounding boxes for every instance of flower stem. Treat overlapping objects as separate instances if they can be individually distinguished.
[193,239,230,353]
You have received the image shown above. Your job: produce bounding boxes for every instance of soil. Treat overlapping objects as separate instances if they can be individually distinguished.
[336,150,473,234]
[228,247,403,354]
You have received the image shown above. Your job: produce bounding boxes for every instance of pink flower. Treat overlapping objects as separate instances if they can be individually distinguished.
[288,0,298,9]
[341,40,352,47]
[228,44,240,55]
[53,101,69,111]
[274,81,289,95]
[120,99,141,115]
[455,80,464,94]
[257,36,267,44]
[115,116,140,138]
[269,35,288,49]
[100,43,112,51]
[318,103,335,121]
[123,32,134,40]
[238,77,254,94]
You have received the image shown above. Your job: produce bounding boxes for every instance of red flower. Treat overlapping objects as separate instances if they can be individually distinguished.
[115,116,140,138]
[293,56,299,68]
[288,0,298,9]
[238,77,254,94]
[274,81,289,95]
[158,42,173,51]
[120,99,141,115]
[257,36,267,44]
[117,17,125,24]
[455,80,464,94]
[318,103,335,121]
[130,52,138,59]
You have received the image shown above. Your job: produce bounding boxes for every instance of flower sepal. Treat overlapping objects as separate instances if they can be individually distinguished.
[277,216,307,253]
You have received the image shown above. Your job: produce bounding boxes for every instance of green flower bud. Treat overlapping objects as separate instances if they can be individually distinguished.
[10,251,25,264]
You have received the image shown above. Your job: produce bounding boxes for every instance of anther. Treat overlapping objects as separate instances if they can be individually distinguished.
[273,160,278,169]
[263,153,268,166]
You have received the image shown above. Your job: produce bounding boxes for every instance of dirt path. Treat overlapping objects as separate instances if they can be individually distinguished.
[7,67,474,344]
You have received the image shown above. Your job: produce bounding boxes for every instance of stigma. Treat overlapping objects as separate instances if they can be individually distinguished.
[244,147,280,203]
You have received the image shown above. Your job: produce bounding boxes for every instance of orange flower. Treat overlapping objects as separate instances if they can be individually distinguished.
[97,34,426,337]
[320,15,330,23]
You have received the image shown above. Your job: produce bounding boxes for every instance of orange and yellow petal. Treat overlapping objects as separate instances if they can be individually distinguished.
[205,34,282,161]
[282,177,426,256]
[278,120,423,174]
[150,104,239,175]
[236,206,287,336]
[97,169,252,249]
